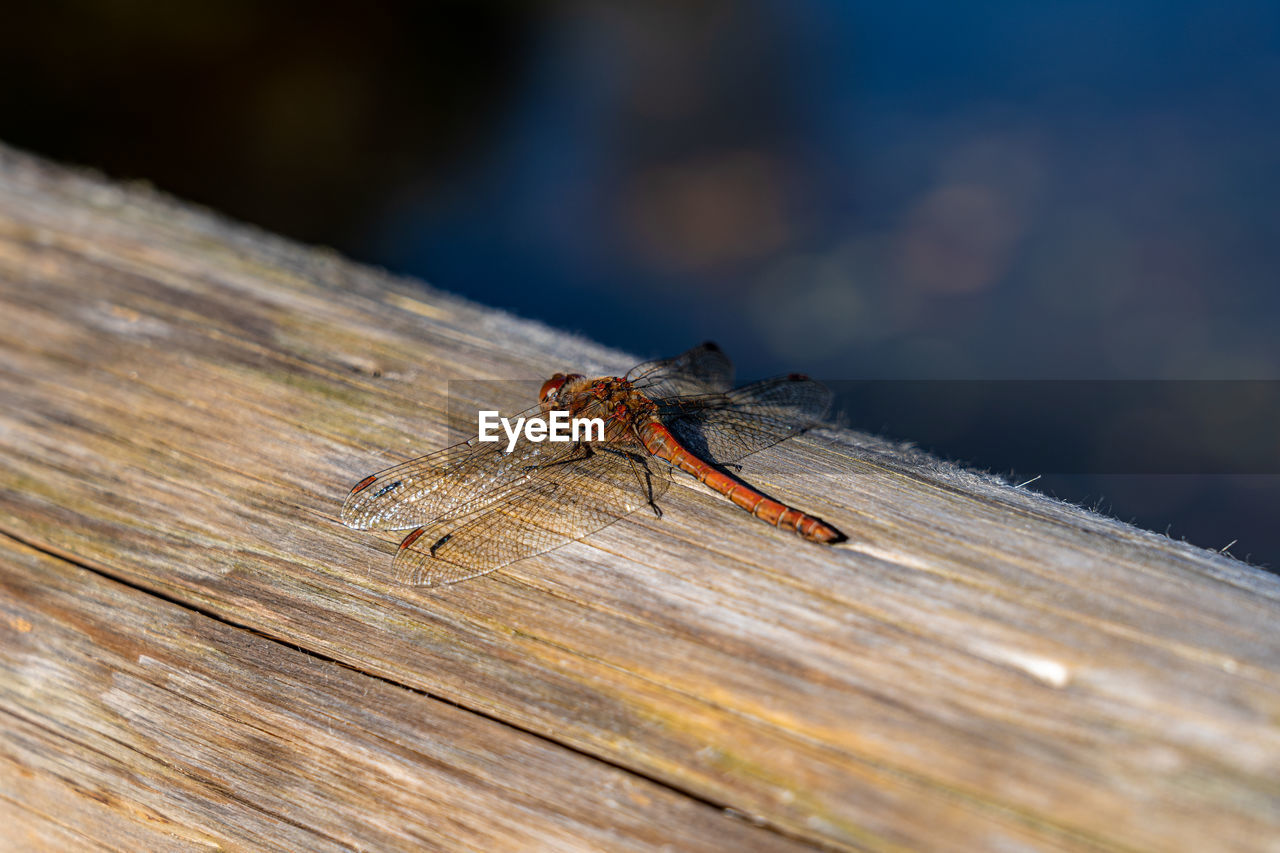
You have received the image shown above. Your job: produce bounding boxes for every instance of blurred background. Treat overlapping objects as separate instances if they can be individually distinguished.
[3,1,1276,567]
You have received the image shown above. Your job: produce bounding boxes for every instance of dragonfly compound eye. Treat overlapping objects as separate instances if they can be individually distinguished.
[540,374,569,401]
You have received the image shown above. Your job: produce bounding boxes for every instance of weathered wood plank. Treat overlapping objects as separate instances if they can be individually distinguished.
[0,143,1278,851]
[2,539,798,852]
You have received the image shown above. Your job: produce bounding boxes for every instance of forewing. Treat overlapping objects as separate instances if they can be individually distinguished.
[658,375,833,465]
[392,448,671,585]
[626,342,734,398]
[342,401,578,531]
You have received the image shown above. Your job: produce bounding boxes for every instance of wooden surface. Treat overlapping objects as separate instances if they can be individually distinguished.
[0,142,1278,852]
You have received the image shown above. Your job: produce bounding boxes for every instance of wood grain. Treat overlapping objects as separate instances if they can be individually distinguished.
[1,539,801,852]
[0,143,1277,851]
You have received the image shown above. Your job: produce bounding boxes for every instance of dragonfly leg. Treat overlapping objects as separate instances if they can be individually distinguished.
[592,446,665,517]
[625,452,664,516]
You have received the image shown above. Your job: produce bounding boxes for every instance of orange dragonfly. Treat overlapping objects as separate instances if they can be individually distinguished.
[342,343,843,585]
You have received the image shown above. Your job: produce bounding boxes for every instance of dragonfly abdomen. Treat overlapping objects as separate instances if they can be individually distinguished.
[639,421,843,543]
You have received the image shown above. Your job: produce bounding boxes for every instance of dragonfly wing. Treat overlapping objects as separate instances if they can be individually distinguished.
[392,448,671,585]
[660,375,833,465]
[342,401,577,531]
[626,342,735,398]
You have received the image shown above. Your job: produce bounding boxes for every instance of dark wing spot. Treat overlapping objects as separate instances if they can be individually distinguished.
[372,480,402,499]
[429,533,453,556]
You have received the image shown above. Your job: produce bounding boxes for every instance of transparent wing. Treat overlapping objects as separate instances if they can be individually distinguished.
[626,341,734,398]
[392,448,671,586]
[656,375,832,465]
[342,400,578,531]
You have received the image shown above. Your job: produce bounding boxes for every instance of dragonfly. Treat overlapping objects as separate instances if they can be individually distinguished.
[341,342,844,586]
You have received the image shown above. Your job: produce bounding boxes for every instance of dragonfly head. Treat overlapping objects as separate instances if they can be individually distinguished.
[539,372,584,402]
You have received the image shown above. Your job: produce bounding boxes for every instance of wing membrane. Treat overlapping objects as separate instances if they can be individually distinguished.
[626,342,734,398]
[393,448,671,585]
[657,375,832,465]
[341,401,579,531]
